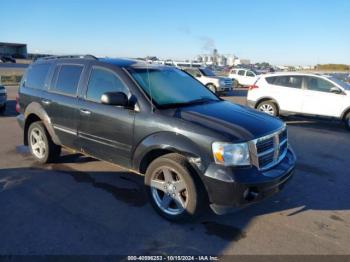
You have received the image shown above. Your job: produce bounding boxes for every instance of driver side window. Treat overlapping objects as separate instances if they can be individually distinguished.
[86,67,128,102]
[246,71,255,77]
[304,76,336,93]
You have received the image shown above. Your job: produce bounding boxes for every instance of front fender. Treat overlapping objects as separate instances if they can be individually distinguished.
[132,131,207,173]
[24,102,61,145]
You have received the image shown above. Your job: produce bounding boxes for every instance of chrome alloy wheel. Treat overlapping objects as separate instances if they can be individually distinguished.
[150,167,188,216]
[30,127,46,159]
[259,103,275,115]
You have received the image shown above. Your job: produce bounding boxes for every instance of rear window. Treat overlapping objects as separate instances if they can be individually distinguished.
[26,63,51,90]
[51,65,83,95]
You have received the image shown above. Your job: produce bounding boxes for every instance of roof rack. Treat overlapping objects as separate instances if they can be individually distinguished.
[38,54,98,61]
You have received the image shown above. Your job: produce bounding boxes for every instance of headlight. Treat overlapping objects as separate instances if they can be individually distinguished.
[212,142,250,166]
[219,80,226,86]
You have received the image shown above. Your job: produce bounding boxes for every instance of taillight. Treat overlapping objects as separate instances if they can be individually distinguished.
[15,94,20,113]
[249,84,259,90]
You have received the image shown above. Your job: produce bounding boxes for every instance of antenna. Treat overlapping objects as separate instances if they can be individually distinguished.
[146,62,154,113]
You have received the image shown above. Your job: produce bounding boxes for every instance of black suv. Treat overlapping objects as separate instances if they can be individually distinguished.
[17,55,296,221]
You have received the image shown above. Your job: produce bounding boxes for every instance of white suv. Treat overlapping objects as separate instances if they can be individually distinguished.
[229,68,258,86]
[182,67,233,94]
[247,72,350,129]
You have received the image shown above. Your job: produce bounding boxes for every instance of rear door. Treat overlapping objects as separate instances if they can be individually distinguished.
[301,76,345,117]
[46,63,85,149]
[78,65,135,168]
[265,75,304,113]
[236,69,246,85]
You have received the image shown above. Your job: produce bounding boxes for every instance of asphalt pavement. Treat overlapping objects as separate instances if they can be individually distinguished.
[0,86,349,255]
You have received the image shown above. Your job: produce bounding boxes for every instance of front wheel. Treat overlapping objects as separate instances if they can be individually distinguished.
[257,101,278,116]
[28,121,61,163]
[0,104,6,114]
[145,153,206,222]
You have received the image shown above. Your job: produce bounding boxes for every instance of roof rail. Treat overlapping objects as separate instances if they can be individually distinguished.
[38,54,98,61]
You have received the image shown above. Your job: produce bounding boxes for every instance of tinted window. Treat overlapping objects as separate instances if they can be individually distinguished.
[184,69,200,77]
[238,70,245,76]
[268,76,302,89]
[304,76,336,92]
[52,65,83,95]
[128,67,219,107]
[86,68,128,102]
[246,71,255,77]
[26,63,51,90]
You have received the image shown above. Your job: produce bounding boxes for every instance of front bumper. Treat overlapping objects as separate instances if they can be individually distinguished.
[202,148,296,214]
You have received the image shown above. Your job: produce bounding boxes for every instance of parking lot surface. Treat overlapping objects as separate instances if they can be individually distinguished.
[0,86,349,255]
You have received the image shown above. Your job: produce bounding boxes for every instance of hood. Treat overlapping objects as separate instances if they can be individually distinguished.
[174,101,284,142]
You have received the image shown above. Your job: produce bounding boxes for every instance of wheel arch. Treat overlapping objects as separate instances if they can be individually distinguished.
[133,132,206,175]
[23,102,61,146]
[341,106,350,120]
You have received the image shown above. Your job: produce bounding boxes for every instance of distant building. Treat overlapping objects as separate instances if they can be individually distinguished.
[0,42,28,58]
[196,52,249,67]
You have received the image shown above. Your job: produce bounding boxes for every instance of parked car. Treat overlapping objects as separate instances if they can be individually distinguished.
[247,72,350,129]
[0,55,16,63]
[17,55,296,222]
[229,68,258,87]
[182,67,233,94]
[0,85,7,113]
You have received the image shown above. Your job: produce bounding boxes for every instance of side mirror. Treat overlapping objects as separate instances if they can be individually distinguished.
[101,92,128,106]
[330,87,342,94]
[196,73,202,78]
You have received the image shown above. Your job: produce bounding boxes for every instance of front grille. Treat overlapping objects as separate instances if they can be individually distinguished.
[251,127,288,170]
[223,79,233,87]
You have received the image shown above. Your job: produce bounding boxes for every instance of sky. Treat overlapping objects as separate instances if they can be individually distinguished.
[1,0,349,65]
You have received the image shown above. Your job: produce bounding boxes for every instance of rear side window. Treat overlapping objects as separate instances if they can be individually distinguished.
[52,65,83,95]
[26,63,51,90]
[86,68,128,102]
[267,76,302,89]
[238,70,245,76]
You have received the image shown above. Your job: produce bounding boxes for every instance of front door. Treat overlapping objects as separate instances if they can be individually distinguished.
[301,76,344,117]
[78,66,135,168]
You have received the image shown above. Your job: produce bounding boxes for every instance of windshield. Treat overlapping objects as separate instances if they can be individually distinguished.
[128,67,219,108]
[329,76,350,90]
[199,68,216,77]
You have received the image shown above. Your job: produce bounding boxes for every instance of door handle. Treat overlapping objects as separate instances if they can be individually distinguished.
[80,109,91,115]
[42,99,51,105]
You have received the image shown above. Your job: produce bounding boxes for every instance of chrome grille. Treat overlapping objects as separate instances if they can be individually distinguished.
[250,127,288,170]
[224,79,233,87]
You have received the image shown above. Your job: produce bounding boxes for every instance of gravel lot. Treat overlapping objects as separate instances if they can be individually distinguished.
[0,86,349,255]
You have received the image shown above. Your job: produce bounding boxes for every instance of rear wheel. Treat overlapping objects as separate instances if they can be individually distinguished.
[257,101,278,116]
[28,121,61,163]
[206,84,217,94]
[145,153,206,222]
[345,112,350,130]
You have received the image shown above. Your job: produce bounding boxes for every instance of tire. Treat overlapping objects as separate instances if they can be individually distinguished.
[145,153,206,222]
[344,112,350,130]
[206,84,217,94]
[28,121,61,164]
[257,100,278,116]
[0,104,5,114]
